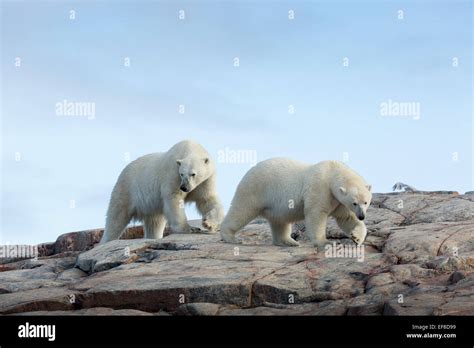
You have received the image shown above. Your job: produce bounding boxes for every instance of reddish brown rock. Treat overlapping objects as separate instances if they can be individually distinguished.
[0,191,473,316]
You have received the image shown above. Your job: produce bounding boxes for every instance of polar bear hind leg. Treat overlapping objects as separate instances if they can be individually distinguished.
[220,204,259,244]
[101,205,132,244]
[269,221,299,247]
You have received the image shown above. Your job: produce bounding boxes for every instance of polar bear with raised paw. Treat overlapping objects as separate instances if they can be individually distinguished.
[100,140,224,244]
[220,159,371,248]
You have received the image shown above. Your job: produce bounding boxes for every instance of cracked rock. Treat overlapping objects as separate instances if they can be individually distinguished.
[1,191,473,315]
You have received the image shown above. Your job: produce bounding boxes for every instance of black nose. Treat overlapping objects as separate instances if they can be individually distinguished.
[358,215,365,221]
[180,186,188,192]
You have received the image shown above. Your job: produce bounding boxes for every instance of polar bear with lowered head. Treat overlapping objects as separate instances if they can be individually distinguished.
[100,140,224,243]
[220,159,372,248]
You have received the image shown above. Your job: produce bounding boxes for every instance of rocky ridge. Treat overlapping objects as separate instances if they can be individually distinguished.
[0,191,473,315]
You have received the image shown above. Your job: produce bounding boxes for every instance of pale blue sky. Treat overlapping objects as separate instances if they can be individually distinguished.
[1,0,472,244]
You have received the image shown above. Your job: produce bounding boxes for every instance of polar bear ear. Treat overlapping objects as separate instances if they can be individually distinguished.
[204,158,209,164]
[339,187,347,195]
[176,160,182,166]
[366,184,372,192]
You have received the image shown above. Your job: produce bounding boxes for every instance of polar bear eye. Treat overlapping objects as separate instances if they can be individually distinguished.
[191,173,196,177]
[352,202,357,206]
[364,202,367,205]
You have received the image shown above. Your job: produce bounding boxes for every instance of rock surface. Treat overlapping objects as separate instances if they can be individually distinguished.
[0,191,473,315]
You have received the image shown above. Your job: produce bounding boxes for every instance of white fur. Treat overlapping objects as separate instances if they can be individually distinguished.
[100,140,224,243]
[220,159,372,248]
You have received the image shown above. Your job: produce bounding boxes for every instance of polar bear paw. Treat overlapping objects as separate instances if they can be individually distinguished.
[220,230,240,244]
[189,226,203,234]
[312,238,329,248]
[202,218,220,232]
[177,225,202,234]
[350,224,367,246]
[274,237,300,247]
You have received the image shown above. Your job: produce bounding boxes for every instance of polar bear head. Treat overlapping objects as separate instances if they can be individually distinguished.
[337,184,372,221]
[176,157,212,193]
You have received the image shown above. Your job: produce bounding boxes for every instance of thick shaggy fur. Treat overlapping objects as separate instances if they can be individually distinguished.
[100,140,224,243]
[220,159,372,247]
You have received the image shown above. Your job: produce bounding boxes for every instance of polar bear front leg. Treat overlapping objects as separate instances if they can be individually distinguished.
[350,223,367,246]
[187,177,224,232]
[196,195,224,232]
[336,216,367,245]
[143,214,167,239]
[304,210,329,248]
[163,196,201,234]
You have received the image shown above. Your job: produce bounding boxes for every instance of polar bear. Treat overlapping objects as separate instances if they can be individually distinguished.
[100,140,224,243]
[220,159,372,247]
